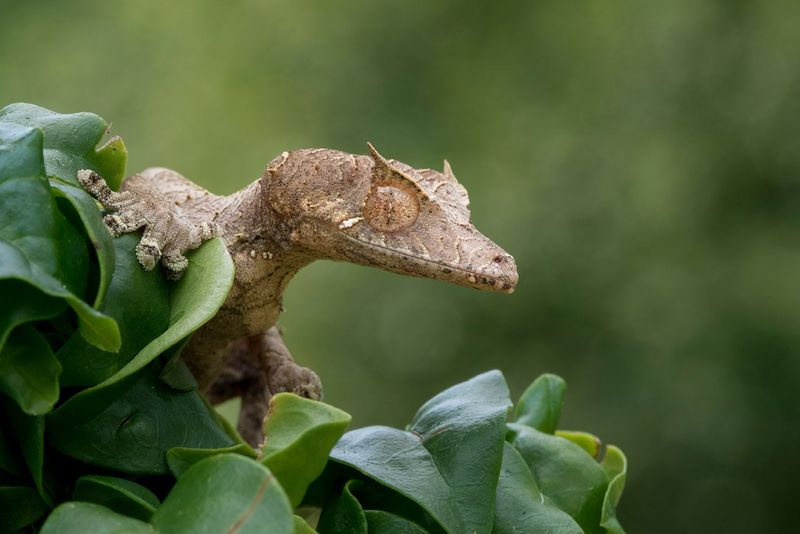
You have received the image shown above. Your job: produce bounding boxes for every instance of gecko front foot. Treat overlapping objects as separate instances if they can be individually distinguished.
[78,169,220,279]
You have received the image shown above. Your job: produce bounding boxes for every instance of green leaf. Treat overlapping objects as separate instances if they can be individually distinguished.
[0,239,120,353]
[492,442,581,534]
[167,443,257,478]
[365,510,428,533]
[57,234,169,387]
[0,122,88,299]
[73,475,160,522]
[158,353,198,392]
[0,324,61,415]
[317,479,430,534]
[0,280,66,355]
[293,514,317,534]
[49,180,116,308]
[40,502,153,534]
[48,370,234,475]
[556,430,602,459]
[330,427,459,531]
[151,454,293,534]
[317,479,368,534]
[600,445,627,534]
[407,369,511,534]
[0,120,45,179]
[262,393,351,507]
[0,486,49,531]
[1,399,50,505]
[330,371,512,533]
[0,103,127,189]
[508,423,609,533]
[514,373,566,434]
[49,237,233,426]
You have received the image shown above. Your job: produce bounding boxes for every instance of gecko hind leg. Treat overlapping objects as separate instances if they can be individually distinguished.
[205,327,322,447]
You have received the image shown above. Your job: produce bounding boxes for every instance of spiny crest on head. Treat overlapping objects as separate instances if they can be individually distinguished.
[367,142,428,199]
[367,143,471,224]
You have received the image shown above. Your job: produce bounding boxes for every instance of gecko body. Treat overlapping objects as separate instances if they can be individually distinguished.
[79,144,517,444]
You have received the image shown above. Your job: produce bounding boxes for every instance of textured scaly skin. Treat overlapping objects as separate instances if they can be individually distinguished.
[79,144,518,444]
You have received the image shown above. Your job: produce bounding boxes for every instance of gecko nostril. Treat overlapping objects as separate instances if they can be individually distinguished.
[493,255,504,263]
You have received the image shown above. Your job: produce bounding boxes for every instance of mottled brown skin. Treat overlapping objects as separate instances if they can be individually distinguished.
[79,144,517,446]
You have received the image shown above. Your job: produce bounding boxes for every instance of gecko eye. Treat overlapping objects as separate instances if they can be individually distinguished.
[364,184,420,232]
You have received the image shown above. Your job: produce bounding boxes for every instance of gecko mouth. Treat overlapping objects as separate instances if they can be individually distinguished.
[341,234,517,294]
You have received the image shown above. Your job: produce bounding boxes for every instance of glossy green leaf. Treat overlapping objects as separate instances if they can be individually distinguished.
[0,324,61,415]
[317,479,367,534]
[49,237,233,426]
[48,370,234,475]
[151,454,293,534]
[407,369,511,534]
[365,510,428,533]
[331,371,512,534]
[331,427,459,531]
[0,486,49,531]
[0,122,88,299]
[600,445,627,534]
[317,479,431,534]
[508,423,609,532]
[0,120,45,179]
[557,430,602,459]
[1,399,49,505]
[0,103,127,190]
[293,514,317,534]
[167,442,257,478]
[492,442,581,534]
[157,350,198,392]
[73,475,160,522]
[1,104,120,317]
[262,393,351,507]
[514,373,565,434]
[57,234,169,387]
[40,502,153,534]
[0,239,120,353]
[49,180,116,308]
[0,280,66,356]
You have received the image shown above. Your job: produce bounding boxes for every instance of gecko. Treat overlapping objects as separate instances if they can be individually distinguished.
[77,143,518,445]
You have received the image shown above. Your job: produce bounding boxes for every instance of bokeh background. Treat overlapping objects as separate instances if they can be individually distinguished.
[3,1,799,531]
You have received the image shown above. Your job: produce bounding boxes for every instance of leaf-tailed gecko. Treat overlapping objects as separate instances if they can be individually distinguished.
[78,144,517,445]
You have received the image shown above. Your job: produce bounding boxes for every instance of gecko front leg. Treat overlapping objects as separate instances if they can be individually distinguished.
[77,169,220,279]
[205,327,322,446]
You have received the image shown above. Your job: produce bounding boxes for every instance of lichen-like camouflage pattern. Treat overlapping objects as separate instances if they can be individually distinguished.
[79,144,517,445]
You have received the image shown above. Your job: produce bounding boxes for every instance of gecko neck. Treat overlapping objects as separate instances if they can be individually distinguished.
[216,180,313,337]
[184,180,313,388]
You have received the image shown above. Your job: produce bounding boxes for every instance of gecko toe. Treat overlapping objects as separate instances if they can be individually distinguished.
[136,238,162,270]
[163,254,189,280]
[293,382,323,400]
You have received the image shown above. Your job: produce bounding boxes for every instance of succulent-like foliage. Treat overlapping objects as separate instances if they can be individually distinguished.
[0,104,626,533]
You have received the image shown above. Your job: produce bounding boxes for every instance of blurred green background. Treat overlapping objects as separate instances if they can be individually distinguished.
[3,0,799,531]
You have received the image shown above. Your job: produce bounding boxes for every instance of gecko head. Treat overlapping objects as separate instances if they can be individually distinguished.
[265,144,518,293]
